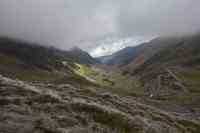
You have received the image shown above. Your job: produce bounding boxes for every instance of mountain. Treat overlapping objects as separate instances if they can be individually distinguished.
[96,33,200,112]
[137,34,200,68]
[123,36,183,69]
[0,37,96,81]
[68,47,98,64]
[97,46,138,65]
[114,33,200,112]
[125,33,200,75]
[97,36,182,66]
[100,33,200,69]
[131,33,200,83]
[0,37,97,66]
[90,36,151,57]
[1,35,200,133]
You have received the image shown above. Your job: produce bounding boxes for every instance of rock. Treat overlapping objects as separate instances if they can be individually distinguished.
[0,74,199,133]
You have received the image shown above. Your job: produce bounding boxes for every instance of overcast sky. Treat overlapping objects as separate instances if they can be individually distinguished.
[0,0,200,51]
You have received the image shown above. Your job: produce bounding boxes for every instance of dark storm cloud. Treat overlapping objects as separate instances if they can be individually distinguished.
[0,0,117,49]
[0,0,199,50]
[117,0,200,37]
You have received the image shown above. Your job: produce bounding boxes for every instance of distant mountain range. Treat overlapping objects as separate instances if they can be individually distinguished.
[68,47,98,64]
[96,36,182,66]
[96,46,139,65]
[101,33,200,70]
[90,36,152,57]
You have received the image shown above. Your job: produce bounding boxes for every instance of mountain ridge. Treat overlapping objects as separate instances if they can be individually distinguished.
[0,34,200,133]
[0,37,97,82]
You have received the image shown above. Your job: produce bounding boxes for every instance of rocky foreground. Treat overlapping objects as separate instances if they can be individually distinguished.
[0,75,200,133]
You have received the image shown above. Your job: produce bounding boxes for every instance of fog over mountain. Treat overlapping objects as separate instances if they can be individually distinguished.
[0,0,200,53]
[89,36,154,57]
[1,1,200,132]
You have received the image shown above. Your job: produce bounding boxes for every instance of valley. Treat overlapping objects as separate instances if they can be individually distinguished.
[0,34,200,133]
[73,63,143,96]
[1,0,200,132]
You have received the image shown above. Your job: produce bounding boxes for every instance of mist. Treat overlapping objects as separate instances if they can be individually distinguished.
[0,0,199,51]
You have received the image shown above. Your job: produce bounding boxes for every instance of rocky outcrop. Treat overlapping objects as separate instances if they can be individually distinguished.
[0,75,199,133]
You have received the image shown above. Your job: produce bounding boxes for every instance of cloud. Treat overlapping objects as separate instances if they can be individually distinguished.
[0,0,199,50]
[0,0,117,49]
[116,0,200,36]
[89,36,153,57]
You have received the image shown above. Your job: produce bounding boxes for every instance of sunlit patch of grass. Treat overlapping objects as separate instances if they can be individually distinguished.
[72,63,145,96]
[74,63,98,77]
[0,54,145,96]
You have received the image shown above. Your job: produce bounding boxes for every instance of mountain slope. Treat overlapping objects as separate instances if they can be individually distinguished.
[68,47,98,64]
[116,33,200,113]
[97,36,181,66]
[97,46,139,65]
[0,74,200,133]
[1,35,200,133]
[0,37,96,67]
[95,33,200,114]
[132,33,200,76]
[0,37,96,81]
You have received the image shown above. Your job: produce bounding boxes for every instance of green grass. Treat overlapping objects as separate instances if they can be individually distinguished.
[73,63,145,96]
[178,119,200,133]
[178,69,200,93]
[0,66,64,82]
[74,63,98,77]
[0,54,65,82]
[17,70,64,82]
[0,54,145,96]
[72,101,143,133]
[0,54,19,65]
[182,70,200,81]
[166,93,200,106]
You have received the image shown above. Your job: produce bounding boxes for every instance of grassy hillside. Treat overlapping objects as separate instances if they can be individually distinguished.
[122,33,200,111]
[73,63,145,96]
[0,37,147,99]
[0,37,98,85]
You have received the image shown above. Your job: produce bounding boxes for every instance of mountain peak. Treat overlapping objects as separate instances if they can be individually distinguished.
[70,46,82,51]
[89,36,153,57]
